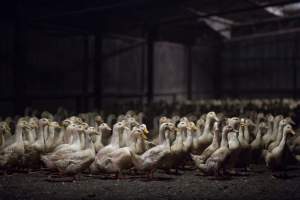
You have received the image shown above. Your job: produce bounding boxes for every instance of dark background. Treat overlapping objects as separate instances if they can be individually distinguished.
[0,0,299,116]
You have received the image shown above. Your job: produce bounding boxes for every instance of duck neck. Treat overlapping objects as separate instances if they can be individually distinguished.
[85,134,95,153]
[220,130,228,148]
[72,130,81,146]
[47,126,55,144]
[244,126,250,144]
[80,131,85,149]
[211,129,221,147]
[95,129,103,145]
[275,124,284,144]
[37,125,45,143]
[43,126,48,146]
[15,126,24,143]
[203,118,213,136]
[272,119,280,137]
[256,128,262,142]
[277,131,288,151]
[28,128,36,143]
[266,121,273,136]
[184,129,193,149]
[174,131,183,146]
[238,126,244,142]
[158,126,166,144]
[111,128,122,147]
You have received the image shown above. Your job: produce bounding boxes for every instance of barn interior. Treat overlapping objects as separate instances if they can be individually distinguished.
[1,0,300,200]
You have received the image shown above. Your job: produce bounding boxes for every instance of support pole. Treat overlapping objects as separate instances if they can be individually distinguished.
[94,32,103,110]
[187,45,192,100]
[81,35,89,112]
[13,0,28,115]
[214,41,223,98]
[146,27,156,104]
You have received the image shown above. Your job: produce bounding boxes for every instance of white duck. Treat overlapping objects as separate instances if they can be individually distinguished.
[52,127,96,176]
[191,121,221,165]
[193,125,233,176]
[90,121,126,174]
[130,122,174,179]
[193,112,219,154]
[93,123,112,153]
[93,127,147,178]
[263,124,295,178]
[0,120,30,169]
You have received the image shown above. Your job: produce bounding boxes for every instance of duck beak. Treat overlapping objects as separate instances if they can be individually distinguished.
[291,130,296,135]
[144,127,149,134]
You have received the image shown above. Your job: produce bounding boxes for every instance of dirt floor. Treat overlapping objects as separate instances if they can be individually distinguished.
[0,165,299,200]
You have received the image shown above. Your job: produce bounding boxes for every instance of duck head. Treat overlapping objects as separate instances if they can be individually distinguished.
[258,122,268,135]
[38,118,50,128]
[95,115,104,126]
[206,112,219,122]
[227,117,240,129]
[49,121,61,131]
[0,122,11,135]
[138,124,149,136]
[283,124,296,136]
[125,117,139,129]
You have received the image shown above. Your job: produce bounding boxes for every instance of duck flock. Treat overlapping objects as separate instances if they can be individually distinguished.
[0,100,300,180]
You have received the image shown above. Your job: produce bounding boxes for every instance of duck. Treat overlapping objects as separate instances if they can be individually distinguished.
[191,121,221,165]
[193,112,219,154]
[0,121,12,141]
[267,115,284,147]
[90,121,126,174]
[51,119,70,149]
[48,126,96,177]
[225,120,242,172]
[262,114,274,148]
[41,124,83,170]
[0,122,11,148]
[250,122,268,163]
[121,117,139,147]
[94,127,146,178]
[268,118,291,151]
[159,121,186,173]
[93,123,112,152]
[193,125,233,176]
[22,119,39,169]
[130,122,174,179]
[44,122,61,153]
[262,124,295,178]
[23,118,49,168]
[0,120,30,170]
[135,124,149,154]
[191,118,205,153]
